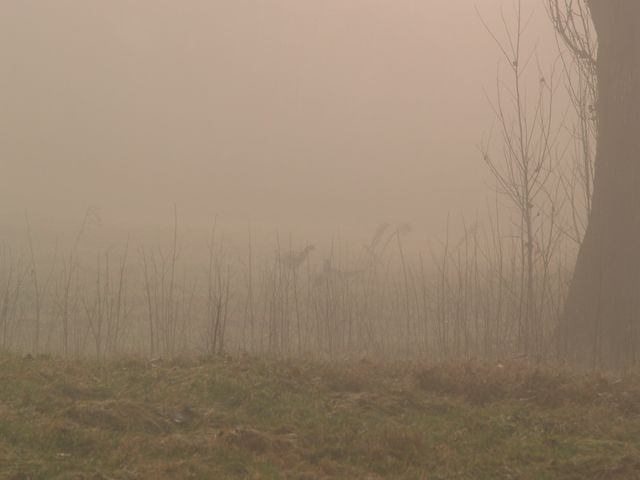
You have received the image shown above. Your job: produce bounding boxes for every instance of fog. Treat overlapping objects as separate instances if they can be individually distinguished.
[0,0,575,360]
[0,0,557,242]
[6,4,640,476]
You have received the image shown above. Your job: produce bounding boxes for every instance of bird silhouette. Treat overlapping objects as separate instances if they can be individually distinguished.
[312,257,366,285]
[277,245,315,270]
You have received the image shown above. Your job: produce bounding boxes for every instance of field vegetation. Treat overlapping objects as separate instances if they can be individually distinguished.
[3,353,640,479]
[0,216,574,364]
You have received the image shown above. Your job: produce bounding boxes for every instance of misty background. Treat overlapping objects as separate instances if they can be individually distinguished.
[0,0,559,245]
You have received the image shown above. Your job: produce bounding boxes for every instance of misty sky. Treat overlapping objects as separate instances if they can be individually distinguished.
[0,1,557,240]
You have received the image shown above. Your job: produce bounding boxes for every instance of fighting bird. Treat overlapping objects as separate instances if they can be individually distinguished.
[277,245,315,270]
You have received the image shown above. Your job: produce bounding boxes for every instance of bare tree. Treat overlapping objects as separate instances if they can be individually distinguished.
[552,0,640,368]
[480,0,562,357]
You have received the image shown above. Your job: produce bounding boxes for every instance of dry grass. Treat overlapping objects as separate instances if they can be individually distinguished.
[2,354,640,479]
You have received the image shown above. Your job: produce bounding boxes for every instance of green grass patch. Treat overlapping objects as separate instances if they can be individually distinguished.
[1,354,640,479]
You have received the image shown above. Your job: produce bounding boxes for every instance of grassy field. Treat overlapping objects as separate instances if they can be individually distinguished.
[2,354,640,479]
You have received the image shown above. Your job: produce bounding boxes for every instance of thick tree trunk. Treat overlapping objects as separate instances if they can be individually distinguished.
[561,1,640,368]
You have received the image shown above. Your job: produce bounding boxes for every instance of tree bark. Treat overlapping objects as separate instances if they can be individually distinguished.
[561,1,640,368]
